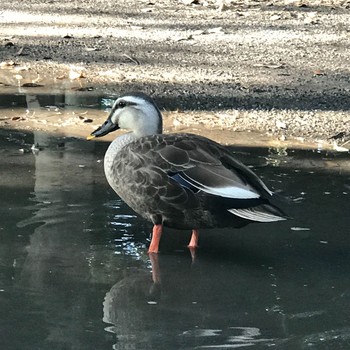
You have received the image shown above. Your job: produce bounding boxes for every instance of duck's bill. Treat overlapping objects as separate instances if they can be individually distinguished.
[86,118,119,140]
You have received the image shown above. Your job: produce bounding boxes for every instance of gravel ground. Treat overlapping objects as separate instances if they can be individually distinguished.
[0,0,350,149]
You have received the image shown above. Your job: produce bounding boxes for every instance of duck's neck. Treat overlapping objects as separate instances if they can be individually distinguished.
[104,133,137,181]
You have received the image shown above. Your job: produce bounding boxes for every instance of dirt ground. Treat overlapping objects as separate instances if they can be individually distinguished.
[1,0,350,150]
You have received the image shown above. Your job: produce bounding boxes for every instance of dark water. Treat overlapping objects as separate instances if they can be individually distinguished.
[1,129,350,350]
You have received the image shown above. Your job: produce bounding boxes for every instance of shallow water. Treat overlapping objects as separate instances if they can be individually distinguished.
[1,128,350,350]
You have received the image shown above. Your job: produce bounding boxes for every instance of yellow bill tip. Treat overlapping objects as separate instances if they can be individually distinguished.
[86,134,96,140]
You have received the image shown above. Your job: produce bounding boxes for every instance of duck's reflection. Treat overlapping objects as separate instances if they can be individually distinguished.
[102,252,280,350]
[103,254,162,350]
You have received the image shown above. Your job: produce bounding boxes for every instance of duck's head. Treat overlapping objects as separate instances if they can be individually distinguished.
[87,92,163,140]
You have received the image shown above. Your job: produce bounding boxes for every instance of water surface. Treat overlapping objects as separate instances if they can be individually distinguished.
[0,128,349,350]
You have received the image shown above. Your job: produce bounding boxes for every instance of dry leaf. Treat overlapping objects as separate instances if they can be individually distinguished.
[14,65,30,71]
[85,47,100,52]
[182,0,199,4]
[304,12,319,25]
[333,141,349,152]
[253,63,285,69]
[304,17,319,24]
[276,120,287,129]
[72,86,94,92]
[0,60,16,67]
[266,63,285,69]
[270,14,281,21]
[192,30,205,36]
[21,82,44,87]
[207,27,224,34]
[175,34,193,42]
[313,69,325,76]
[12,116,25,121]
[69,70,86,80]
[130,25,145,30]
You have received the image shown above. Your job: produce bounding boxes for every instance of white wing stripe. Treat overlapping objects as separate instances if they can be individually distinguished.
[178,173,260,199]
[201,185,260,199]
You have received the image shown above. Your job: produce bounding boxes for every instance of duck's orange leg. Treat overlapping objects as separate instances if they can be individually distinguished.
[188,229,200,261]
[188,229,199,248]
[148,224,163,253]
[149,252,161,284]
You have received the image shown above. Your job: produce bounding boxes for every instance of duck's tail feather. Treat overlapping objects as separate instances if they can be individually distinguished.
[228,203,290,223]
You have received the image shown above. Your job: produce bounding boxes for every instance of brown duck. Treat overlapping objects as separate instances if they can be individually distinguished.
[88,92,288,253]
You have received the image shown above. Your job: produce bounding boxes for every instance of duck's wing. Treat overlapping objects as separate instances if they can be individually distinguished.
[153,134,288,222]
[151,133,273,200]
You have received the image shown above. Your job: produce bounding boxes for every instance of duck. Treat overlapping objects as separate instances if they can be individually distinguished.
[87,92,288,253]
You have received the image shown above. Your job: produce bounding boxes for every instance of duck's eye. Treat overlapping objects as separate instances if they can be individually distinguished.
[118,101,126,108]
